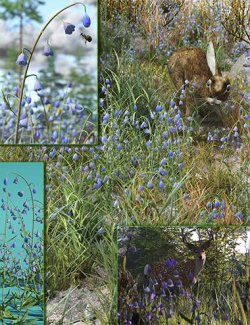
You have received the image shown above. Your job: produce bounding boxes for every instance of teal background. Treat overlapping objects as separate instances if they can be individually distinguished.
[0,162,44,267]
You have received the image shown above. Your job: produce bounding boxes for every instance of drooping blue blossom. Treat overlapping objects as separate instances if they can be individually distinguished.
[26,96,32,104]
[67,81,73,88]
[64,22,75,34]
[147,180,154,189]
[214,200,220,208]
[165,258,177,268]
[235,211,243,220]
[82,14,91,28]
[159,180,165,189]
[16,53,28,66]
[167,279,174,287]
[43,44,53,56]
[155,104,162,112]
[144,264,152,276]
[19,113,28,128]
[34,80,43,91]
[73,153,79,161]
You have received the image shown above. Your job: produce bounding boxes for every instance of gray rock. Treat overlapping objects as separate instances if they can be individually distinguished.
[46,284,109,324]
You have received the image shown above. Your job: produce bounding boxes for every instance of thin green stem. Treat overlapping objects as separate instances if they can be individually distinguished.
[1,196,8,321]
[38,95,50,137]
[15,1,87,143]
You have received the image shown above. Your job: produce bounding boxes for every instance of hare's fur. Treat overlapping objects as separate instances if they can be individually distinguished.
[168,43,230,116]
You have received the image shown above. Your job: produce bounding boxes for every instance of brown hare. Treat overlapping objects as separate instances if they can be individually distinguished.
[168,42,231,116]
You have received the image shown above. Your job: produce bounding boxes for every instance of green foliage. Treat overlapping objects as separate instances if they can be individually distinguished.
[0,0,44,23]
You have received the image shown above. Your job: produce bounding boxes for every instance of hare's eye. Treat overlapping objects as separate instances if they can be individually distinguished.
[206,79,212,87]
[226,84,231,92]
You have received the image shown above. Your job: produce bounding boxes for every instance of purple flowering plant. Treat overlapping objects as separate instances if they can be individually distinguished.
[0,166,44,323]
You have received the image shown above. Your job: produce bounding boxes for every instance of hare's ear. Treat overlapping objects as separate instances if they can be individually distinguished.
[206,41,217,76]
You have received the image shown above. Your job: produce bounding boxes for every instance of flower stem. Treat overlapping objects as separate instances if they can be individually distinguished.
[1,199,8,319]
[15,1,86,144]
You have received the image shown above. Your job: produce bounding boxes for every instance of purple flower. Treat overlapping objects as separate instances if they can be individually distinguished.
[168,150,174,158]
[34,80,43,91]
[195,315,201,323]
[147,313,152,321]
[155,104,162,112]
[170,99,175,108]
[159,180,165,189]
[138,185,144,192]
[162,281,168,290]
[167,309,174,318]
[43,44,53,56]
[144,264,152,276]
[235,211,243,220]
[82,14,91,28]
[19,113,28,128]
[214,200,220,208]
[147,180,154,189]
[176,279,183,287]
[160,158,167,165]
[16,53,28,66]
[26,96,32,104]
[187,271,194,281]
[206,201,212,209]
[64,22,75,35]
[167,279,174,287]
[165,258,177,268]
[173,270,179,277]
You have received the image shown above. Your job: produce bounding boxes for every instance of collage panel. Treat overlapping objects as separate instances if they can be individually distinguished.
[99,0,250,225]
[118,227,250,325]
[0,162,44,324]
[0,0,98,145]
